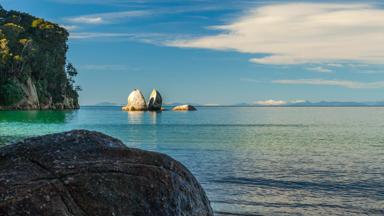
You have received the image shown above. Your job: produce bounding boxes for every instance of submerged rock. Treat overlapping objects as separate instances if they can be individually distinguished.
[122,89,147,111]
[172,104,197,111]
[0,130,213,216]
[147,89,163,111]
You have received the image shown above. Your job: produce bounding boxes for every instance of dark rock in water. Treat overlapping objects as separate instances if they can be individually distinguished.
[147,89,163,111]
[0,130,213,216]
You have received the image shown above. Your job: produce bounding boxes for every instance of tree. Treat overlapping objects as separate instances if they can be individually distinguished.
[66,63,78,78]
[0,8,79,107]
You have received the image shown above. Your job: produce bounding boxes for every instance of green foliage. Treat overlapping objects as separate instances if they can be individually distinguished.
[31,19,43,28]
[0,7,79,107]
[0,79,23,106]
[66,63,78,78]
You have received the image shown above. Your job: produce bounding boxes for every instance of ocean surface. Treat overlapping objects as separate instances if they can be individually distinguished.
[0,106,383,215]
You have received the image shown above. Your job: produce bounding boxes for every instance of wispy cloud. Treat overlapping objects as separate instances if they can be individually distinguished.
[79,64,138,71]
[63,2,249,25]
[255,99,287,106]
[327,63,343,68]
[273,79,384,89]
[306,66,333,73]
[168,3,384,65]
[69,32,169,43]
[66,10,149,24]
[68,31,193,48]
[60,25,78,31]
[69,32,134,39]
[239,78,262,83]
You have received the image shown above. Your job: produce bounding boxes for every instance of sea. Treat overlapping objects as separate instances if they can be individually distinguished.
[0,106,383,215]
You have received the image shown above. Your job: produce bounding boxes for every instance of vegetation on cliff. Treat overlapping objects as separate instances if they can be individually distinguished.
[0,5,79,109]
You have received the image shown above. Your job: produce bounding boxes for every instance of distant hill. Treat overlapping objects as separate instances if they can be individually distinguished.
[234,100,384,107]
[0,5,79,110]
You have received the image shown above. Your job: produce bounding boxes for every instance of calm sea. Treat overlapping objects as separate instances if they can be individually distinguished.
[1,106,383,215]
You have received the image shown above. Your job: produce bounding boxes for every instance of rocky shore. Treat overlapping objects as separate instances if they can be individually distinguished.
[0,130,213,216]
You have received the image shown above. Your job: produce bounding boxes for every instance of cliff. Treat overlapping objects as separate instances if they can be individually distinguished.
[0,5,79,110]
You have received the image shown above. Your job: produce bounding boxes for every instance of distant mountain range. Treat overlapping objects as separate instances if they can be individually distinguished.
[88,100,384,107]
[236,100,384,107]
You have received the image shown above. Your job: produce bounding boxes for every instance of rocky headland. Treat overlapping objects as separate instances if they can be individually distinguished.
[0,130,213,216]
[0,6,79,110]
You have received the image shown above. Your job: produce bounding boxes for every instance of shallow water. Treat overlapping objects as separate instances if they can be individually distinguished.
[1,106,383,215]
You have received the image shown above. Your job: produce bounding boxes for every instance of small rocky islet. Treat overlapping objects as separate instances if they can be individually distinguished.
[122,89,196,112]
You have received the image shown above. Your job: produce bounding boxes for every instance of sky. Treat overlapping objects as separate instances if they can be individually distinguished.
[2,0,384,105]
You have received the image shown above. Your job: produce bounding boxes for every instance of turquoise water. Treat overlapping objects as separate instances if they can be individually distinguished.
[1,106,383,215]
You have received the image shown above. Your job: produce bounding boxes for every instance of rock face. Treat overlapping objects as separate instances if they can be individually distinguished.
[0,8,79,110]
[0,130,213,216]
[147,89,163,111]
[122,89,147,111]
[19,77,40,109]
[172,105,197,111]
[0,78,79,111]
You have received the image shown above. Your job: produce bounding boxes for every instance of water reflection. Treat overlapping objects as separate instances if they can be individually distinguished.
[125,111,162,125]
[149,111,162,125]
[126,111,145,124]
[0,110,76,123]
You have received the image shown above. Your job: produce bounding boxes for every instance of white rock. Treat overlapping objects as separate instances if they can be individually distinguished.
[172,105,197,111]
[122,89,147,111]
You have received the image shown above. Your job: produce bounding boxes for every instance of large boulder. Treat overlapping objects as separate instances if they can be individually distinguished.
[147,89,163,111]
[0,130,213,216]
[172,105,197,111]
[122,89,147,111]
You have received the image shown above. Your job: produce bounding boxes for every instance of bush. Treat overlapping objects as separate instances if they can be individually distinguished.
[0,79,24,106]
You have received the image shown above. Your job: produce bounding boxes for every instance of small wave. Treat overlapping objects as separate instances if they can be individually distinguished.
[214,211,262,216]
[212,177,384,198]
[213,199,384,214]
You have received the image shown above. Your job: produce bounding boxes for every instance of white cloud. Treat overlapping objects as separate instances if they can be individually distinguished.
[68,17,103,24]
[66,10,149,24]
[168,3,384,65]
[255,100,287,106]
[60,25,78,31]
[327,63,343,68]
[291,100,307,104]
[69,32,133,39]
[68,31,188,46]
[69,32,165,42]
[306,66,333,73]
[273,79,384,89]
[79,64,137,71]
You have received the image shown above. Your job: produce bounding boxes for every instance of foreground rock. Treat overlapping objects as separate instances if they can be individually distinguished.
[172,105,197,111]
[147,89,163,111]
[0,130,213,216]
[122,89,147,111]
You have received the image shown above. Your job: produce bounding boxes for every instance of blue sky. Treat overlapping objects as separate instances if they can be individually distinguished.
[2,0,384,105]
